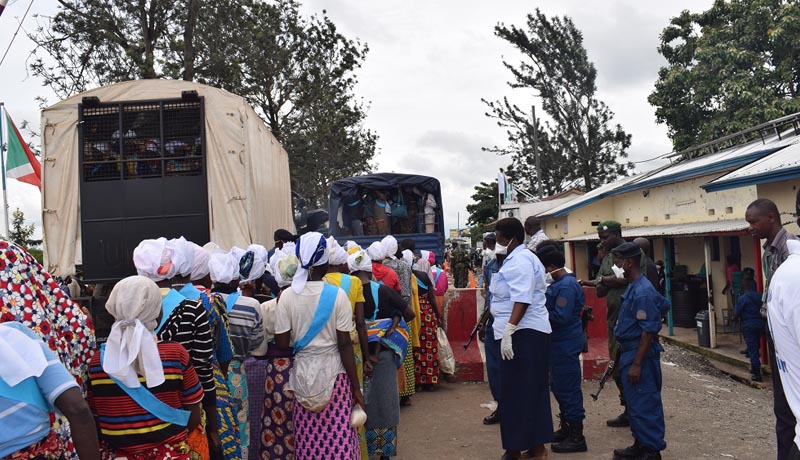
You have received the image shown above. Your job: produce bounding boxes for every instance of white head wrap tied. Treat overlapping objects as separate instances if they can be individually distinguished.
[345,241,359,251]
[240,245,267,283]
[133,238,177,282]
[367,241,385,261]
[381,235,398,260]
[0,323,49,386]
[250,244,272,275]
[190,243,211,281]
[327,237,349,266]
[348,249,373,274]
[402,249,414,268]
[292,232,329,294]
[167,237,194,278]
[102,276,165,388]
[209,251,239,284]
[277,253,300,288]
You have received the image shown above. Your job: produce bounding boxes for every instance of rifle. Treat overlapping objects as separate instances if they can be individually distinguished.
[464,307,492,350]
[591,345,620,401]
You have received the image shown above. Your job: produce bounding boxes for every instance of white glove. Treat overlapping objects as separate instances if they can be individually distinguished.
[501,323,517,360]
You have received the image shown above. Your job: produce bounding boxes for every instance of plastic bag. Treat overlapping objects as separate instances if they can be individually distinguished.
[438,326,456,375]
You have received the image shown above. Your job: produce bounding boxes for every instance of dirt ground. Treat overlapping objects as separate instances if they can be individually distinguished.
[394,343,775,460]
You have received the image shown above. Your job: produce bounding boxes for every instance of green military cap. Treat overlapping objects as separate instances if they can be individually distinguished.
[596,221,622,232]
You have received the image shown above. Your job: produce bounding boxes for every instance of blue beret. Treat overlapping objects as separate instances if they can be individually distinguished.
[611,242,642,259]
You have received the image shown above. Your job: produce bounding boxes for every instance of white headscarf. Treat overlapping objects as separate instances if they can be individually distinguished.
[102,276,165,388]
[0,323,49,386]
[328,237,348,266]
[190,243,211,281]
[277,254,300,288]
[209,251,239,284]
[381,235,398,260]
[292,232,329,294]
[367,241,385,261]
[167,237,194,278]
[348,249,373,274]
[249,244,270,275]
[239,249,266,283]
[402,249,414,268]
[133,238,176,282]
[345,241,359,251]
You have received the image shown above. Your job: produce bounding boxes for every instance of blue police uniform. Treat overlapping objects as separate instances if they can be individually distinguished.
[734,289,765,373]
[546,272,586,423]
[614,274,670,452]
[483,257,501,403]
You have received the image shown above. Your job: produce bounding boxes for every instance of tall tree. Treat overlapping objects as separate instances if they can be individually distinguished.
[29,0,376,205]
[466,180,499,229]
[649,0,800,153]
[9,208,42,249]
[484,9,632,194]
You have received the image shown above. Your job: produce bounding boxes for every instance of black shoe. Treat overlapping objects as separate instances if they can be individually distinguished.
[606,409,630,427]
[740,348,749,355]
[500,451,520,460]
[483,410,500,425]
[551,421,588,453]
[552,417,569,443]
[633,447,662,460]
[613,441,643,459]
[751,370,763,382]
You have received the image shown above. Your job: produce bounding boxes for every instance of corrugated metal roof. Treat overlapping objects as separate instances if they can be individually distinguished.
[703,141,800,192]
[540,129,799,218]
[561,219,750,242]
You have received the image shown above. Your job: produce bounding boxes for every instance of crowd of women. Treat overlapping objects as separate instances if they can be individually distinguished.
[0,229,450,460]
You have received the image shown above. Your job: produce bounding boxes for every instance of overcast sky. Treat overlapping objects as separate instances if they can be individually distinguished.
[0,0,712,240]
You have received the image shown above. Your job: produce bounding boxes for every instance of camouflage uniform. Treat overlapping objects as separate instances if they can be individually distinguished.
[452,247,470,288]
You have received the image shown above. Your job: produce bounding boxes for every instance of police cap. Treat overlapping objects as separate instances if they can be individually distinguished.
[611,242,642,259]
[597,221,622,232]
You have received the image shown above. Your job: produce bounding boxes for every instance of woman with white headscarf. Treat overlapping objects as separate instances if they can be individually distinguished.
[134,238,218,460]
[255,250,298,460]
[218,249,266,460]
[87,276,205,459]
[324,238,370,460]
[274,232,363,460]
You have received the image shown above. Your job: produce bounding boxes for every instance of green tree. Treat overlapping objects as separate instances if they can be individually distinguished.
[466,180,499,228]
[484,9,632,194]
[649,0,800,154]
[29,0,376,206]
[9,208,42,249]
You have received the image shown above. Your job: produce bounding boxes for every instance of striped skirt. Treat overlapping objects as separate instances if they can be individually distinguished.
[292,373,360,460]
[244,356,268,460]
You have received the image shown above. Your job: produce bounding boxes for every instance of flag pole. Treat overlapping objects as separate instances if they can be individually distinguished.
[0,103,10,238]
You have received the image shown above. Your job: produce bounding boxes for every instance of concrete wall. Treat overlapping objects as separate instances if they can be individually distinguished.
[757,180,800,235]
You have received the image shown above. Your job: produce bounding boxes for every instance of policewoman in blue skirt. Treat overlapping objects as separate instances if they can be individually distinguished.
[489,218,553,460]
[611,242,670,460]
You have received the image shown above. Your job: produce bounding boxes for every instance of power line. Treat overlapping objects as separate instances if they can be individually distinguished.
[0,0,35,70]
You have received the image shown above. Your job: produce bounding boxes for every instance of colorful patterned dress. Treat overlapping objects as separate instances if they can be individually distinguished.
[0,240,96,460]
[260,347,295,460]
[413,295,440,385]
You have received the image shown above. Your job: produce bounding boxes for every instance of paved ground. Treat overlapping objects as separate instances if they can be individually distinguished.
[395,343,775,460]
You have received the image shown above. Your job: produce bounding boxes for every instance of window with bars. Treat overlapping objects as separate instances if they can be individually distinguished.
[80,98,205,182]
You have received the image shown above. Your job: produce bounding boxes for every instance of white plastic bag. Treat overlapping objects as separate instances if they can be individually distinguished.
[438,326,456,375]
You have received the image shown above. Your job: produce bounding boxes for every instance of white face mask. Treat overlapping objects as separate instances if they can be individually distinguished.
[495,243,509,255]
[545,268,562,285]
[611,264,625,278]
[485,249,496,260]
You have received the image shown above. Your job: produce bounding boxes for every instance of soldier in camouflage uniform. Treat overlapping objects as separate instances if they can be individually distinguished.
[451,242,470,288]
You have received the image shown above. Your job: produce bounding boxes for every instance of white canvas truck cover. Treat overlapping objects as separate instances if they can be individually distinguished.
[41,80,294,276]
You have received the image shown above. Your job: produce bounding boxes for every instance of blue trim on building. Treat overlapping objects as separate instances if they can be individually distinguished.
[702,165,800,192]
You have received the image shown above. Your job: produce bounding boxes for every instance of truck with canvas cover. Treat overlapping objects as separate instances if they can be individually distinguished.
[329,173,445,262]
[40,80,295,283]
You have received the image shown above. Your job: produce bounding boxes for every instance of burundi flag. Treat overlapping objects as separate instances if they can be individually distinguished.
[1,110,41,189]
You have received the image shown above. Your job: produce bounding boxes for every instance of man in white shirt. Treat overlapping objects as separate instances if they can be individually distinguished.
[525,217,548,252]
[769,237,800,460]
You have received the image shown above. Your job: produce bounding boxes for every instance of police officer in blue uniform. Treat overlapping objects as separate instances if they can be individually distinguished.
[537,245,587,454]
[734,276,765,382]
[611,242,670,460]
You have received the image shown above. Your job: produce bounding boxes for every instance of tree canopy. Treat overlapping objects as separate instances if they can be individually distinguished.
[649,0,800,153]
[483,9,632,196]
[9,208,41,249]
[29,0,376,206]
[466,180,499,228]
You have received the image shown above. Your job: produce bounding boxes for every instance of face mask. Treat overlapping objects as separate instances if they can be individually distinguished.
[611,264,625,278]
[545,268,562,285]
[495,243,509,255]
[485,249,496,260]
